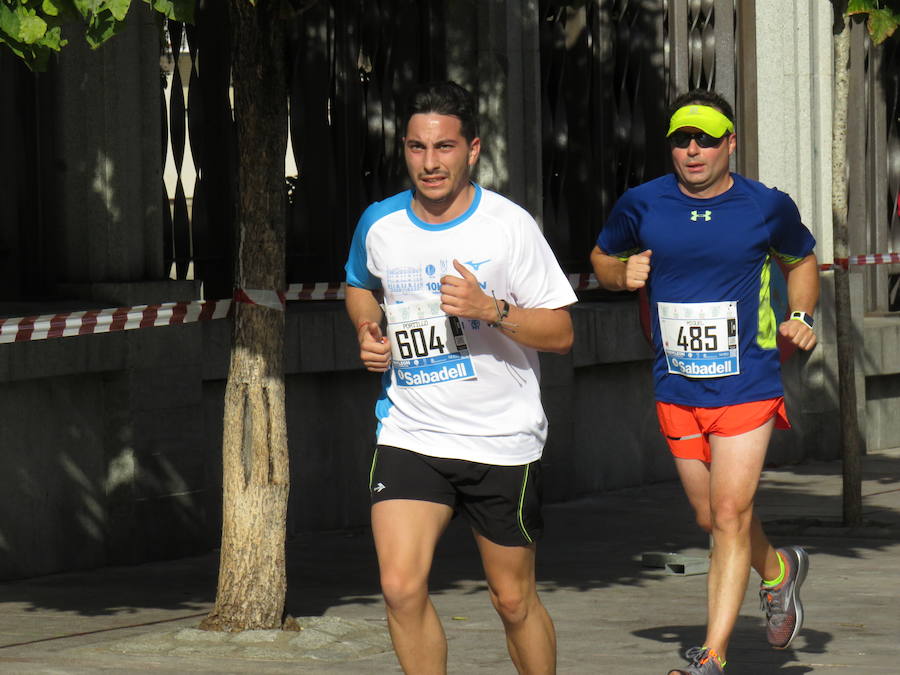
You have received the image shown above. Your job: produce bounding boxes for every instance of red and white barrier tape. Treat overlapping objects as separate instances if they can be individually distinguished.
[1,257,896,344]
[234,288,286,310]
[285,282,345,301]
[820,253,900,270]
[0,300,231,345]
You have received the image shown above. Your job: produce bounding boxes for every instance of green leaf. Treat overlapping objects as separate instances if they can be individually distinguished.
[144,0,194,23]
[41,23,66,49]
[72,0,104,20]
[42,0,62,17]
[18,13,47,43]
[0,5,22,42]
[84,11,121,47]
[865,7,900,43]
[103,0,132,21]
[847,0,878,13]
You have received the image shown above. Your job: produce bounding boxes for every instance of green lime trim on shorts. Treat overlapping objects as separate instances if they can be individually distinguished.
[517,464,534,544]
[368,447,379,491]
[757,253,777,350]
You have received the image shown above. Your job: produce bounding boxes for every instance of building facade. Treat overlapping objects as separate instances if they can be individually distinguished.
[1,1,898,580]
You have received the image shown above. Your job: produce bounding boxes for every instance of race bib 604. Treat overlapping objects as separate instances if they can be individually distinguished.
[384,300,476,387]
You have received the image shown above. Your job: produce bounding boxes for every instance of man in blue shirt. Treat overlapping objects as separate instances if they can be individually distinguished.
[591,90,819,675]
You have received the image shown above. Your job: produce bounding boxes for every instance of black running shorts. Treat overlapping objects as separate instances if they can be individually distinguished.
[369,445,544,547]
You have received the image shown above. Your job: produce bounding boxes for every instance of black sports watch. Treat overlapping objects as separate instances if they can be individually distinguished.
[789,311,814,329]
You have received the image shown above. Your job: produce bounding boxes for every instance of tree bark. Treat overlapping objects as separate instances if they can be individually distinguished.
[832,12,863,527]
[201,0,290,631]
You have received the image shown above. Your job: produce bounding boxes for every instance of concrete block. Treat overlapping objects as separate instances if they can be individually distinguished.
[641,551,709,576]
[0,376,108,580]
[55,281,201,307]
[571,302,653,368]
[878,322,900,375]
[332,311,364,371]
[3,330,128,383]
[539,351,574,387]
[133,494,210,561]
[862,322,884,376]
[137,449,206,499]
[200,319,231,380]
[297,310,336,373]
[123,321,202,367]
[285,370,376,534]
[865,374,900,451]
[129,366,203,411]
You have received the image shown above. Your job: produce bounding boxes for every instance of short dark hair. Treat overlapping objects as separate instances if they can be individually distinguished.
[405,81,479,143]
[668,89,735,126]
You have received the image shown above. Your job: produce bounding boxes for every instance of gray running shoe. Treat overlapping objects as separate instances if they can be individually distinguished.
[759,545,809,649]
[666,646,725,674]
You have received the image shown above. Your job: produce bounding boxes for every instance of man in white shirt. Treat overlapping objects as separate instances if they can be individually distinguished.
[345,81,576,674]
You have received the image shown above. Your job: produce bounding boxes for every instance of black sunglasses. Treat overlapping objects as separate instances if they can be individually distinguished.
[668,130,730,149]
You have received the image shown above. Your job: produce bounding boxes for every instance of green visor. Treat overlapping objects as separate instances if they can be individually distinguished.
[667,105,734,137]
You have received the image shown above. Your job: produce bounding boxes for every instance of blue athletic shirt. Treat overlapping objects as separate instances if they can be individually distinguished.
[597,173,816,407]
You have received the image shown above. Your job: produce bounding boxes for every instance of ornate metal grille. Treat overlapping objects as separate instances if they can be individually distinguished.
[160,2,445,299]
[848,21,900,312]
[284,1,447,289]
[159,1,740,289]
[883,36,900,310]
[538,0,736,272]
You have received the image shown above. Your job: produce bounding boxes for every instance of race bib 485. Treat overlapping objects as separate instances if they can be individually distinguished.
[657,301,739,378]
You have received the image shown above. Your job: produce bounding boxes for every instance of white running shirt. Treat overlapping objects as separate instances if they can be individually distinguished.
[345,185,577,465]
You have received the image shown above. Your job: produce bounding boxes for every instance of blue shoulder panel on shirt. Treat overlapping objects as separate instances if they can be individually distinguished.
[597,175,673,255]
[344,191,412,289]
[732,175,816,259]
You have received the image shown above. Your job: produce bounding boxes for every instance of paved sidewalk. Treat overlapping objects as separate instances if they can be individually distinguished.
[1,448,898,674]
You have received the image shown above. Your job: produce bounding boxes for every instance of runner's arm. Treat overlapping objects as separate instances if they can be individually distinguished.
[777,253,819,351]
[345,285,391,372]
[590,245,652,291]
[492,305,573,354]
[440,260,573,354]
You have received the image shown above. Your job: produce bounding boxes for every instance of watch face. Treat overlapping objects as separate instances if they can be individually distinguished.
[791,312,813,328]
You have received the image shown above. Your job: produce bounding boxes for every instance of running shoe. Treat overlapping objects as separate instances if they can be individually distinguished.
[759,545,809,649]
[666,646,725,674]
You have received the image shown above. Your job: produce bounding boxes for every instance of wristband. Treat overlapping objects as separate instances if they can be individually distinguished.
[789,311,814,329]
[488,292,517,331]
[488,298,510,327]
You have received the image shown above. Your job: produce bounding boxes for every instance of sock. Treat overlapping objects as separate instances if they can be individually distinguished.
[701,646,727,669]
[762,550,786,587]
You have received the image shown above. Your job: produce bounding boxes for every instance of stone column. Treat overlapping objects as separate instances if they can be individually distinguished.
[753,1,865,461]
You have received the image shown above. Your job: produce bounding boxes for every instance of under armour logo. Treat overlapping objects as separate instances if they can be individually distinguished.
[373,482,386,493]
[690,210,712,221]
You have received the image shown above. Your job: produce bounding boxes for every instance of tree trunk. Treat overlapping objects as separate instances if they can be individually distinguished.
[832,12,863,527]
[201,0,290,631]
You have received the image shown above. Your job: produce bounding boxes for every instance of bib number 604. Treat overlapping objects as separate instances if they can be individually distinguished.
[394,325,447,359]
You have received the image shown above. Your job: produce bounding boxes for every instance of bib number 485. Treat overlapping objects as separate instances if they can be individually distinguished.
[676,325,718,352]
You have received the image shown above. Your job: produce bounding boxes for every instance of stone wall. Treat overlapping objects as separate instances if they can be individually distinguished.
[0,299,841,581]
